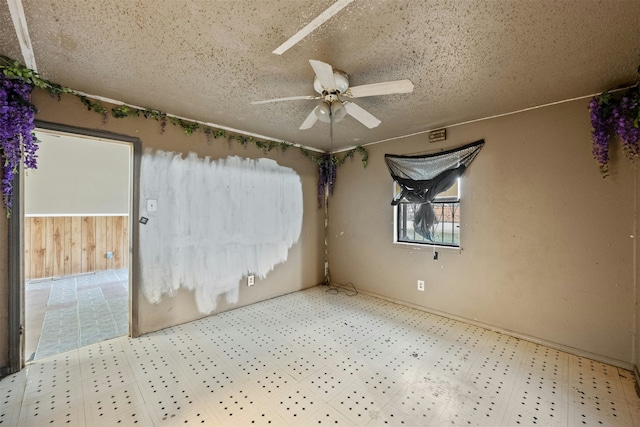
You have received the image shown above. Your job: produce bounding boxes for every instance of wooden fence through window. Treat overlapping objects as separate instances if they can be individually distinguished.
[24,215,129,280]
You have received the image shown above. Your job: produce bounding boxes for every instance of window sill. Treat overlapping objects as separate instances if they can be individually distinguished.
[392,241,462,254]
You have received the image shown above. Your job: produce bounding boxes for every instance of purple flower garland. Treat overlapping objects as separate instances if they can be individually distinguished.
[311,147,367,207]
[0,72,38,214]
[616,92,640,159]
[589,88,640,176]
[317,153,337,207]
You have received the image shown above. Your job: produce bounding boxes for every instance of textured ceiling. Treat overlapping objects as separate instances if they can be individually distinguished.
[2,0,639,151]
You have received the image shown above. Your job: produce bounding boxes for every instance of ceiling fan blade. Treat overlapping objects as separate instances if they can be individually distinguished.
[346,80,414,98]
[343,102,381,129]
[251,95,319,105]
[300,106,319,130]
[309,59,336,91]
[272,0,355,55]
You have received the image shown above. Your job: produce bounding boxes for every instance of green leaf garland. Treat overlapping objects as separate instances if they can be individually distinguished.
[0,55,369,209]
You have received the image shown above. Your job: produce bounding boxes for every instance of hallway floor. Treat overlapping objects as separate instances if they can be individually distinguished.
[2,285,639,426]
[25,269,129,361]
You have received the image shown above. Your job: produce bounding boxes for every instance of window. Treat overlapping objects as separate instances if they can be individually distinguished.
[394,180,460,247]
[386,139,483,249]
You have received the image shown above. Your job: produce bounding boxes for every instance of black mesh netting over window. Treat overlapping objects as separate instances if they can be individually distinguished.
[385,139,484,241]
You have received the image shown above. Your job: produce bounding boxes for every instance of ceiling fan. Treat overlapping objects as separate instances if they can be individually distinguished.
[252,59,414,130]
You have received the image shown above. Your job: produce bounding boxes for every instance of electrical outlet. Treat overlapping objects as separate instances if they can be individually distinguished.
[417,280,425,291]
[247,275,255,286]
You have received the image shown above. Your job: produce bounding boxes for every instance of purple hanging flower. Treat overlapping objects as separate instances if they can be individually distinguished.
[589,88,640,176]
[614,91,640,160]
[589,94,613,176]
[0,72,39,215]
[317,153,337,207]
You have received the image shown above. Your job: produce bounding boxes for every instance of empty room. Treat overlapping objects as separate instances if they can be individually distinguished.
[1,1,640,426]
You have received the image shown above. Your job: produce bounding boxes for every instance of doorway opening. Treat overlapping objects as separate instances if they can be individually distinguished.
[23,127,134,362]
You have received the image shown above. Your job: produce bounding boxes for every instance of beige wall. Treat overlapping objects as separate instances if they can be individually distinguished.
[0,212,7,369]
[2,91,324,342]
[1,90,638,372]
[25,132,130,215]
[329,98,637,365]
[636,175,640,372]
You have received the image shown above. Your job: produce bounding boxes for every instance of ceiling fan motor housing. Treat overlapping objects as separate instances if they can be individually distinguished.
[313,70,349,95]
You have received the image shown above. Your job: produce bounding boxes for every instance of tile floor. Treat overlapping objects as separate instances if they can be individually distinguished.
[25,269,129,361]
[2,285,639,426]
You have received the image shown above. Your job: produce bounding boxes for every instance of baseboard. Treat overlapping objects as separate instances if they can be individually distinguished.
[354,287,636,371]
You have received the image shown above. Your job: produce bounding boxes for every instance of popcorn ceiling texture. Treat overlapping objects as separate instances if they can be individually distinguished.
[139,151,303,314]
[1,0,637,151]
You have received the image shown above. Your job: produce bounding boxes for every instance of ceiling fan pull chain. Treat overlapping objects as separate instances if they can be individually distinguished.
[329,102,334,153]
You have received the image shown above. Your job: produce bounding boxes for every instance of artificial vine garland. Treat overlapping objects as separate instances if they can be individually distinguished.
[0,55,368,214]
[589,85,640,176]
[300,146,368,207]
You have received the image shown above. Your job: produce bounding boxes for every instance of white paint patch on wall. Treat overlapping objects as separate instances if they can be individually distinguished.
[139,150,303,314]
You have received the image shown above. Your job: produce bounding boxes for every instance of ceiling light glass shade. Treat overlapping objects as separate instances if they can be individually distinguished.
[316,102,331,123]
[316,101,347,123]
[332,101,347,122]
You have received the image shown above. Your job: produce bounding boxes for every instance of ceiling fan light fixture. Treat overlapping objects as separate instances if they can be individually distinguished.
[315,101,347,123]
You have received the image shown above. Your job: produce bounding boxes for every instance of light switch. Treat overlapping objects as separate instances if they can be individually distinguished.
[147,199,157,212]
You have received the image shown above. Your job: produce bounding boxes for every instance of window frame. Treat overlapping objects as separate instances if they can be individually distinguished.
[392,179,462,250]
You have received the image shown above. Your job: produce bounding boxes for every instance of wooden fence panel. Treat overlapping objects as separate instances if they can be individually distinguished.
[70,217,82,275]
[122,217,129,268]
[52,217,65,277]
[63,217,72,276]
[44,217,55,277]
[81,216,95,274]
[105,216,114,271]
[112,216,124,270]
[24,217,31,280]
[24,215,129,280]
[31,217,46,279]
[95,216,108,272]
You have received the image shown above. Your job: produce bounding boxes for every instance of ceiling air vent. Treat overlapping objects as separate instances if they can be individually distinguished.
[429,129,446,143]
